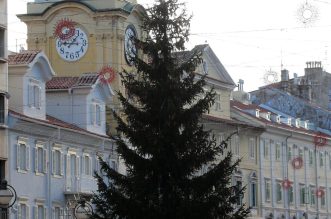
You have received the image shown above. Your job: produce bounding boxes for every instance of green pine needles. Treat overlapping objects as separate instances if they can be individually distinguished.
[92,1,250,218]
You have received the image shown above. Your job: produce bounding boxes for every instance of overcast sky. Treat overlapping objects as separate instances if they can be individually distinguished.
[8,0,331,91]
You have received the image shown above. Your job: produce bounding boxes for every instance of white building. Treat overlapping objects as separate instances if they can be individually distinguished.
[7,50,116,219]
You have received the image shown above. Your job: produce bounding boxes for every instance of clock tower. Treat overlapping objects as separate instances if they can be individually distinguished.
[18,0,145,94]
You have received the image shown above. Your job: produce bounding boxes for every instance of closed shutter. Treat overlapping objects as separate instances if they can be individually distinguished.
[34,147,38,173]
[26,205,30,219]
[75,156,80,177]
[26,145,30,170]
[33,206,37,219]
[16,144,20,170]
[91,104,96,125]
[60,152,64,176]
[17,204,21,219]
[52,207,55,219]
[43,148,47,173]
[28,84,33,107]
[44,206,47,219]
[66,154,70,177]
[89,156,92,176]
[36,86,41,108]
[82,156,86,175]
[52,150,55,175]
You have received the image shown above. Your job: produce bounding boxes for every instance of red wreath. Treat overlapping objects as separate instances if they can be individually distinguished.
[292,157,303,169]
[316,188,325,197]
[54,18,76,40]
[282,179,292,189]
[314,133,327,147]
[98,66,116,84]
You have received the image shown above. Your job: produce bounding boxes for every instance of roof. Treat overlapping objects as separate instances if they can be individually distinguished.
[231,100,269,113]
[10,110,109,138]
[8,50,41,65]
[201,114,262,129]
[46,73,99,90]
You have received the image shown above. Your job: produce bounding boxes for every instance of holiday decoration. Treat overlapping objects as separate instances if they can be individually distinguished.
[297,0,319,27]
[292,157,303,169]
[314,133,327,147]
[98,66,116,84]
[282,179,292,189]
[316,188,325,197]
[54,18,76,41]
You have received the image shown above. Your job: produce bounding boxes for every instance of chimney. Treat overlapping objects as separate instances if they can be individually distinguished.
[281,69,289,92]
[238,79,244,91]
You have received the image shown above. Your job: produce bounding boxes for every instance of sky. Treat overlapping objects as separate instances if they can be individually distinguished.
[7,0,331,91]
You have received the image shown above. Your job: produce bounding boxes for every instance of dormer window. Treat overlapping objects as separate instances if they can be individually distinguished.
[91,102,102,126]
[295,118,300,128]
[266,112,271,121]
[304,120,309,129]
[256,109,260,118]
[288,118,292,126]
[276,115,281,123]
[214,93,221,111]
[28,80,41,109]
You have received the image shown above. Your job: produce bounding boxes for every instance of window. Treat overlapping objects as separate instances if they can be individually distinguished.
[249,138,255,159]
[109,159,118,171]
[275,143,281,161]
[35,143,47,174]
[276,182,282,202]
[310,186,316,207]
[91,103,102,126]
[16,139,30,172]
[320,152,324,167]
[18,203,29,219]
[214,93,221,111]
[83,154,92,176]
[309,150,314,167]
[234,179,243,206]
[249,172,258,208]
[321,188,326,208]
[288,146,292,162]
[265,179,271,201]
[264,140,269,159]
[35,205,47,219]
[28,82,41,108]
[0,93,5,124]
[300,185,306,205]
[232,135,239,156]
[299,148,303,158]
[288,186,294,204]
[53,206,63,219]
[52,148,63,176]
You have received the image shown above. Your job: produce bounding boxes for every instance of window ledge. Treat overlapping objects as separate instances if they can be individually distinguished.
[52,174,63,179]
[0,57,7,63]
[35,172,46,176]
[17,169,28,174]
[0,124,8,129]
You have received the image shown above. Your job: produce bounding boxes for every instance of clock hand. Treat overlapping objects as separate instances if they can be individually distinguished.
[68,34,79,48]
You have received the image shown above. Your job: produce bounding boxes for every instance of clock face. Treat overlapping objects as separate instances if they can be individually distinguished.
[56,27,88,62]
[124,25,137,66]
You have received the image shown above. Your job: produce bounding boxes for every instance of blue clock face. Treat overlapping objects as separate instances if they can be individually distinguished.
[56,27,89,62]
[124,25,137,66]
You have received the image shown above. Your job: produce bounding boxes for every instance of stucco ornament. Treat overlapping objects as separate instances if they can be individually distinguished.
[53,18,76,41]
[98,66,116,84]
[291,157,303,169]
[282,179,292,189]
[313,133,327,147]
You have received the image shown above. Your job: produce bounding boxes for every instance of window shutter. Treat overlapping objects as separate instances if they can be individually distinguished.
[26,145,30,170]
[52,150,55,175]
[43,148,47,173]
[82,156,86,176]
[44,206,47,219]
[60,152,64,176]
[17,204,22,219]
[28,84,33,107]
[75,156,80,177]
[34,206,38,219]
[66,154,70,177]
[16,144,20,170]
[34,147,38,173]
[52,207,55,219]
[37,86,41,108]
[26,205,30,219]
[89,156,92,176]
[95,155,100,174]
[91,104,96,125]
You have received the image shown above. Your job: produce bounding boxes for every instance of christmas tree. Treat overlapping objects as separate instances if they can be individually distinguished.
[92,0,250,218]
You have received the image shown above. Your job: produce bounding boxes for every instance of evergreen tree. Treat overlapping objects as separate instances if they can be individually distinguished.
[92,0,250,218]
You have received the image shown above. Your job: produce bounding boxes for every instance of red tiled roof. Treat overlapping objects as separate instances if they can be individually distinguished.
[9,110,109,138]
[8,50,41,65]
[46,77,79,90]
[46,73,99,90]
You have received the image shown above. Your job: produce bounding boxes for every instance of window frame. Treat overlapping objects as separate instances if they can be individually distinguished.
[16,138,30,173]
[28,79,42,109]
[275,143,281,161]
[34,142,47,175]
[52,146,64,177]
[213,93,221,111]
[265,178,271,202]
[248,137,256,159]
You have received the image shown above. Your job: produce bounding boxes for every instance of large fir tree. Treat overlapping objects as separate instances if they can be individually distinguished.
[92,0,250,218]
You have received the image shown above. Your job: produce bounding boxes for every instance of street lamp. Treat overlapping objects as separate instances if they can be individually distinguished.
[0,180,17,209]
[73,199,93,219]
